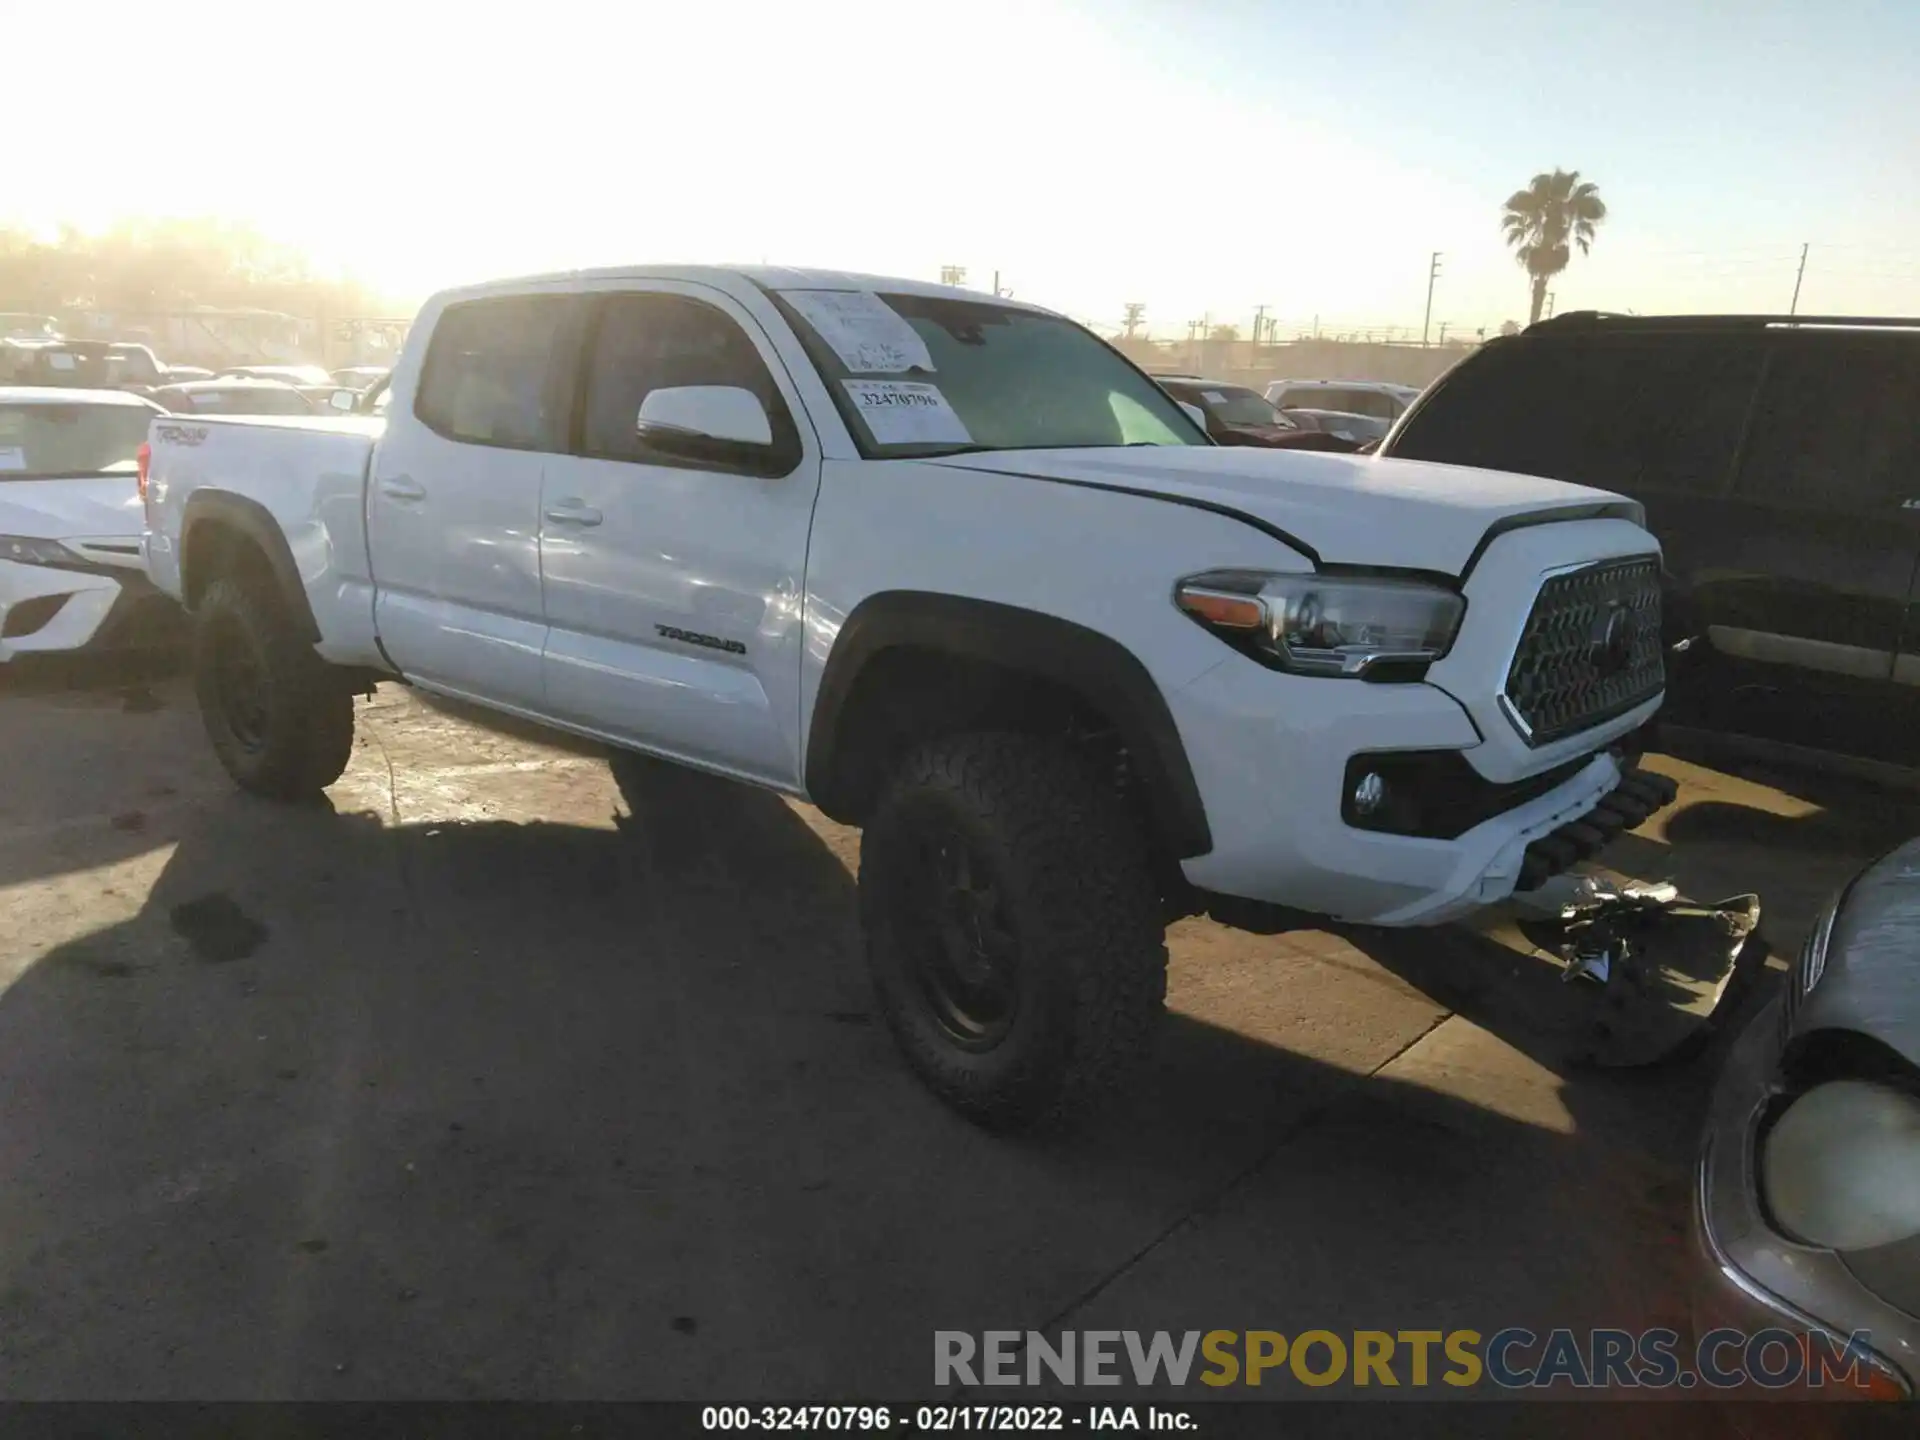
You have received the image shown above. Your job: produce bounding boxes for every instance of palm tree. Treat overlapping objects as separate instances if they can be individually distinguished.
[1501,169,1606,325]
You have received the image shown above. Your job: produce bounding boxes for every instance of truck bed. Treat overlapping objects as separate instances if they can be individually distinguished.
[144,412,389,669]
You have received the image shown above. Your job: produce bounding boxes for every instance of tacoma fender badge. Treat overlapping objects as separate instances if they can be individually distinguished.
[656,624,746,656]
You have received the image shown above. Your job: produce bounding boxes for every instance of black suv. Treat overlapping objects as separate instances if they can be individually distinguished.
[1382,313,1920,767]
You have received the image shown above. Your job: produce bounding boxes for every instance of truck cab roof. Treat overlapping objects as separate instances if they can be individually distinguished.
[434,265,1056,315]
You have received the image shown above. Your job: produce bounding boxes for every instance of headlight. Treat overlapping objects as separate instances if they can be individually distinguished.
[1762,1080,1920,1249]
[0,535,78,567]
[1175,569,1465,678]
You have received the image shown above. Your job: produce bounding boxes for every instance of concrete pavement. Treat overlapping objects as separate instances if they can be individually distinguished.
[0,664,1908,1403]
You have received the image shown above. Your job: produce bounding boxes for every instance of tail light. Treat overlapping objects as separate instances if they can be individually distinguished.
[136,441,151,501]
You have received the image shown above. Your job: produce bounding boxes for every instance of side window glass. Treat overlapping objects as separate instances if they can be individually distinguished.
[1737,343,1920,510]
[581,293,797,469]
[415,296,570,450]
[1543,338,1760,496]
[1390,337,1760,498]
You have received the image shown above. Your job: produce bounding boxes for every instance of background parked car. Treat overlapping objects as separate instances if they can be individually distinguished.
[1,338,118,389]
[330,365,390,392]
[214,363,337,407]
[1,338,195,396]
[104,342,171,392]
[216,363,333,387]
[0,387,176,661]
[1281,407,1392,446]
[1381,312,1920,768]
[1694,835,1920,1399]
[1264,378,1422,425]
[326,374,392,416]
[0,313,61,341]
[151,379,318,416]
[1153,376,1361,452]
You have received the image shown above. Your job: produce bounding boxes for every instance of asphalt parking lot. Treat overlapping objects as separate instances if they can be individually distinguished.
[1,656,1914,1404]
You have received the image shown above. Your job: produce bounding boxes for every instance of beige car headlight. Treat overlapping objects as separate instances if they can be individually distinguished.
[1762,1079,1920,1249]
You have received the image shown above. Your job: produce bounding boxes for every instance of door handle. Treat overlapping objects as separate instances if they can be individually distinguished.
[380,475,426,502]
[544,502,603,527]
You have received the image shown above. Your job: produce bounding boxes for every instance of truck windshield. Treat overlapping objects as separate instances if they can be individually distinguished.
[774,290,1204,458]
[0,402,152,480]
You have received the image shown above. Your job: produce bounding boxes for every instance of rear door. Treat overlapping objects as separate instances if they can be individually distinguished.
[1714,333,1920,758]
[535,283,821,786]
[366,292,578,710]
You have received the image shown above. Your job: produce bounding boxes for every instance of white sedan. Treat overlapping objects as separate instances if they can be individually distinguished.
[0,387,176,661]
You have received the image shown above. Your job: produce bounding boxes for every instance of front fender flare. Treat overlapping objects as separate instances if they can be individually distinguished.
[806,591,1212,858]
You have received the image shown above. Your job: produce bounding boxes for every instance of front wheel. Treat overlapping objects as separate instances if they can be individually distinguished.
[193,575,354,801]
[859,731,1169,1132]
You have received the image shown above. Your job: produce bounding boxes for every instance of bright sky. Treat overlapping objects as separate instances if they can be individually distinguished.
[8,0,1919,335]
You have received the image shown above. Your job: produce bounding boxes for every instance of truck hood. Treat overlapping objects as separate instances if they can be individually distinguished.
[0,471,143,541]
[927,447,1638,574]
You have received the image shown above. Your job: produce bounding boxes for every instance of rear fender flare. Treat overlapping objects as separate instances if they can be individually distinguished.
[179,491,319,642]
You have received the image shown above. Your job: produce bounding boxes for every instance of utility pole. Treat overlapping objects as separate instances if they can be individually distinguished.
[1437,321,1449,346]
[1545,291,1557,318]
[1422,251,1442,345]
[1252,304,1269,348]
[1122,302,1145,339]
[939,265,967,287]
[1790,242,1809,315]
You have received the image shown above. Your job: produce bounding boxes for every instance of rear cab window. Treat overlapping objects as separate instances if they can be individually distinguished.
[415,295,576,451]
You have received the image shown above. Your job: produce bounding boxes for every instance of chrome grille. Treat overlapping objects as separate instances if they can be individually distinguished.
[1501,557,1664,747]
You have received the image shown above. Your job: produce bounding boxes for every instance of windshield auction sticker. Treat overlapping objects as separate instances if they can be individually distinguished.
[842,379,971,445]
[785,290,935,374]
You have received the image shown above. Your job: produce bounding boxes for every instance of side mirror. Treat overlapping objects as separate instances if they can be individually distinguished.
[328,388,359,412]
[1177,401,1208,430]
[636,386,773,451]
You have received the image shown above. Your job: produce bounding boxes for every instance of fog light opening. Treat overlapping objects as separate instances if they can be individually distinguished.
[1352,771,1388,818]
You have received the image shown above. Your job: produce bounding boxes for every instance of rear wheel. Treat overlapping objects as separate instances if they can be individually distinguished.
[859,731,1168,1131]
[193,574,353,800]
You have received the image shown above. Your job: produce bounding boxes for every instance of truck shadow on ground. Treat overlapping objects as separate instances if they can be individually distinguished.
[0,761,1728,1412]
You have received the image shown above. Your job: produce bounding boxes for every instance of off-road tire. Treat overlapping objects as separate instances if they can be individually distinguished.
[859,731,1169,1132]
[193,574,354,801]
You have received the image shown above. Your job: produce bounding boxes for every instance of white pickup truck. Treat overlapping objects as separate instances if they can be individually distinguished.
[144,265,1675,1129]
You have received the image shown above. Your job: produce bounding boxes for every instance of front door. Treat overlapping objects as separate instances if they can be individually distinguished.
[367,292,577,711]
[537,284,822,787]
